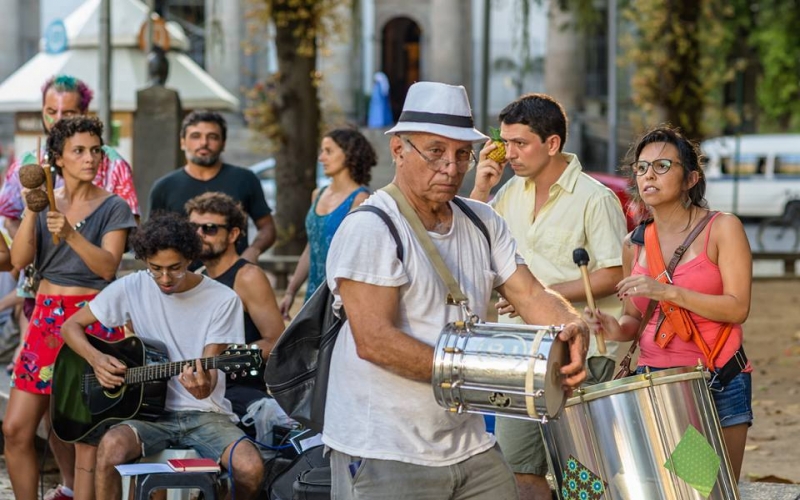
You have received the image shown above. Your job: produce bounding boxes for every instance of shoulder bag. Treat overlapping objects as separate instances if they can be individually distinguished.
[263,205,403,432]
[614,211,716,379]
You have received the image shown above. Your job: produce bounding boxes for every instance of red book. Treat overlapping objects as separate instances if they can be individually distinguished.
[166,458,221,473]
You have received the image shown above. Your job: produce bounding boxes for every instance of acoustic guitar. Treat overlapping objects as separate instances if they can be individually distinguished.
[50,335,262,443]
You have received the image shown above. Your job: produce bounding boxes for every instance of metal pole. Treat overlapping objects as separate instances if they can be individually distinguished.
[98,0,111,143]
[606,0,618,173]
[145,0,155,54]
[479,0,491,131]
[732,70,744,215]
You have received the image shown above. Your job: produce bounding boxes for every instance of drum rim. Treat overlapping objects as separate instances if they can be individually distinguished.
[565,365,709,405]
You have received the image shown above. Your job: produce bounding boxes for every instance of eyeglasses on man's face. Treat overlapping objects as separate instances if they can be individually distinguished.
[190,222,231,236]
[632,158,681,176]
[146,268,187,280]
[403,137,476,173]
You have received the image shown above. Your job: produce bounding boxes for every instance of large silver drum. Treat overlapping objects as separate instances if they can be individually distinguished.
[543,366,740,500]
[432,321,568,422]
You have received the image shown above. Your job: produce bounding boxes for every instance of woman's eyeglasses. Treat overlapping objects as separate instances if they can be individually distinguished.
[190,222,231,236]
[631,159,681,176]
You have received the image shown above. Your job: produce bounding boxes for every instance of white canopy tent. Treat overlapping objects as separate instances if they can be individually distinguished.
[0,0,238,113]
[0,49,238,113]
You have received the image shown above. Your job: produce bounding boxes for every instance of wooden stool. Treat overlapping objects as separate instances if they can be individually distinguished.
[133,471,221,500]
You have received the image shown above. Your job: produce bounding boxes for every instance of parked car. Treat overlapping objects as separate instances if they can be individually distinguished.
[247,158,331,212]
[589,171,636,231]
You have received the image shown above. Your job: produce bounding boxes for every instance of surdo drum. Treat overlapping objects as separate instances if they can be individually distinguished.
[542,366,740,500]
[433,321,569,422]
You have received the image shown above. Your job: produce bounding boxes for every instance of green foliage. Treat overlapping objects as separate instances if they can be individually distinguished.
[619,0,735,138]
[748,0,800,130]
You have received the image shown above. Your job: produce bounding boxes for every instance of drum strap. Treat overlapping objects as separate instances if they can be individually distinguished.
[614,211,716,379]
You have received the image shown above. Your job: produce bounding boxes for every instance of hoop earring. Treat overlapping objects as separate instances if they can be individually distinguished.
[682,196,692,209]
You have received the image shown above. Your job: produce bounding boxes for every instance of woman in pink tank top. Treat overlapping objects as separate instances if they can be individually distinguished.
[584,126,753,480]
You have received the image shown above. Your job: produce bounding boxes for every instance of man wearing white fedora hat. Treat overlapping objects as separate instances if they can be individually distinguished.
[322,81,589,499]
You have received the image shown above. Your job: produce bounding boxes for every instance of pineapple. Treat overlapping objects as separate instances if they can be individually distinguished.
[487,127,506,164]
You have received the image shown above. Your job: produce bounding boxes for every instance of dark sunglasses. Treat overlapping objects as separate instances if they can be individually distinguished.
[190,222,231,236]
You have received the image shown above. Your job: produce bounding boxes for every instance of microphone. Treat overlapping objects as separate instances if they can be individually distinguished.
[572,247,607,354]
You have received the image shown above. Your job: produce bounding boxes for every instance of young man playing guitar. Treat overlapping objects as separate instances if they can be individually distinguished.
[60,213,264,500]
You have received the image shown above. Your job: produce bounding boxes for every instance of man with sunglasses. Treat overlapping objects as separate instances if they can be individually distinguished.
[60,212,265,500]
[185,192,284,427]
[470,93,627,500]
[322,82,589,500]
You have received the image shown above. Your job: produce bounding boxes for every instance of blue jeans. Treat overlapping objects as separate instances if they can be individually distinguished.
[119,411,248,459]
[635,367,753,428]
[330,444,518,500]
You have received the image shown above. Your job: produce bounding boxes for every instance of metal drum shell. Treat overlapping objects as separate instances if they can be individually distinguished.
[432,321,566,421]
[543,366,740,500]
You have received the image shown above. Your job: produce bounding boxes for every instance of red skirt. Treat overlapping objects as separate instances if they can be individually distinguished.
[11,293,123,395]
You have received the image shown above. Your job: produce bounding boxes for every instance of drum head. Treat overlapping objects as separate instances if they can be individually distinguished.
[545,338,569,418]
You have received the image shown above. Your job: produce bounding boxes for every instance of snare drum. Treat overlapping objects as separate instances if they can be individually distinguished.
[432,321,568,422]
[542,366,740,500]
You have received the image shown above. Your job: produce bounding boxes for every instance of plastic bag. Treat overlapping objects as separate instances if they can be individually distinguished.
[240,397,296,445]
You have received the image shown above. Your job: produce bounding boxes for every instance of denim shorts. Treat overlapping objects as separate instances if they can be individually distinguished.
[635,367,753,428]
[118,411,248,459]
[708,371,753,427]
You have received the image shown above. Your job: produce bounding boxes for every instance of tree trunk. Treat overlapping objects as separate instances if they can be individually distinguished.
[273,22,320,256]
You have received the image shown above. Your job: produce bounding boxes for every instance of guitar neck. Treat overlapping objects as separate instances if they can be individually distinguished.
[125,357,220,385]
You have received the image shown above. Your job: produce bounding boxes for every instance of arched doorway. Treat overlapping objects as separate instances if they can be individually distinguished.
[382,17,421,122]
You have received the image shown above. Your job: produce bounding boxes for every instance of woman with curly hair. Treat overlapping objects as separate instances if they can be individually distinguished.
[3,116,135,500]
[279,128,377,319]
[584,125,752,480]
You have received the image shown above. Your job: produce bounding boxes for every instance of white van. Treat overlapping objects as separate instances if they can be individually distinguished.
[701,134,800,217]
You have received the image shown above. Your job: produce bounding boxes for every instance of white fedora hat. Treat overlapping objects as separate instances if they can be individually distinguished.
[386,82,488,142]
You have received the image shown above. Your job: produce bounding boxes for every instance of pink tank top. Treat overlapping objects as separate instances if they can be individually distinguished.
[630,213,750,370]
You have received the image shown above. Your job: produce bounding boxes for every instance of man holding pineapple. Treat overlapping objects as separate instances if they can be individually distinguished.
[471,93,627,500]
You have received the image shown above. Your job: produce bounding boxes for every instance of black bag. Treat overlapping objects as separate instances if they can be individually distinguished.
[263,198,490,432]
[267,445,329,500]
[264,206,402,432]
[292,466,331,500]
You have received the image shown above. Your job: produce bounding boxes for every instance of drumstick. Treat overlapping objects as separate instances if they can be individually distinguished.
[42,161,60,245]
[572,247,606,354]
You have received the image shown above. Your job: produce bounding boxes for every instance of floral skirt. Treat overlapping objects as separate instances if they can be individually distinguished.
[11,293,123,394]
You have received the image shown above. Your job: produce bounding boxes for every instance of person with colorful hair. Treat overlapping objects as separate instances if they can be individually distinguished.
[0,74,140,235]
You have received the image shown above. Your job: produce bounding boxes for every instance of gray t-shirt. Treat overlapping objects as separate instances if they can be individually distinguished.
[89,271,245,418]
[35,195,136,289]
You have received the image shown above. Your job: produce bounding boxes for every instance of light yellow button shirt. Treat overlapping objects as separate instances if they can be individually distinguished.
[490,153,628,360]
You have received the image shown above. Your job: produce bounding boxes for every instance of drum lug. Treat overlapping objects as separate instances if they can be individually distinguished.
[448,404,466,414]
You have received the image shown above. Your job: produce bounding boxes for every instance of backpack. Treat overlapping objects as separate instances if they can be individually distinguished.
[263,198,489,432]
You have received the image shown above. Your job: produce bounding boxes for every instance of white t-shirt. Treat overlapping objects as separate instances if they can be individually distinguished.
[323,191,524,466]
[89,271,245,419]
